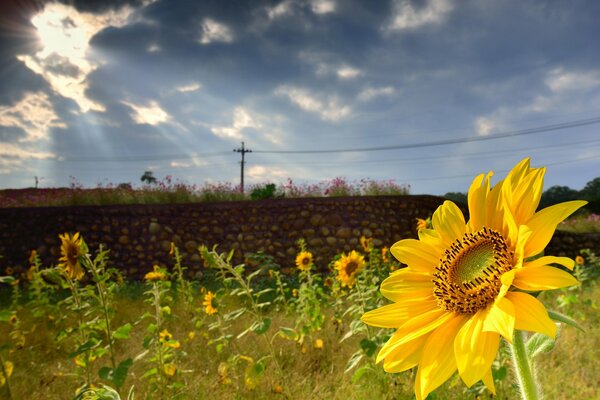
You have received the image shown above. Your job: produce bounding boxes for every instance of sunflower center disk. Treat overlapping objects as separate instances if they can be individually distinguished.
[433,227,513,314]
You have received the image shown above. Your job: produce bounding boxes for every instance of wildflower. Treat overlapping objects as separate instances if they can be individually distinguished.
[58,232,85,280]
[313,338,324,349]
[292,288,298,297]
[575,255,585,265]
[187,331,196,341]
[416,218,429,232]
[144,265,166,281]
[381,246,390,263]
[164,339,181,349]
[163,363,177,377]
[203,291,218,315]
[0,361,14,386]
[295,251,313,271]
[272,384,284,394]
[335,250,366,288]
[218,362,232,385]
[159,329,173,342]
[360,236,373,253]
[361,159,585,400]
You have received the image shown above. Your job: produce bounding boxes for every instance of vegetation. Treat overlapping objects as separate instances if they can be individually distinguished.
[0,177,409,208]
[1,233,598,400]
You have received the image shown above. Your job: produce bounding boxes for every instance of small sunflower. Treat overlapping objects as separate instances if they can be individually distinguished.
[4,267,14,276]
[163,363,177,377]
[144,265,166,281]
[416,218,429,232]
[58,232,85,280]
[295,251,313,271]
[335,250,366,288]
[381,246,390,263]
[313,338,324,350]
[0,360,13,386]
[203,291,218,315]
[360,236,373,253]
[159,329,172,342]
[575,255,585,265]
[361,158,586,400]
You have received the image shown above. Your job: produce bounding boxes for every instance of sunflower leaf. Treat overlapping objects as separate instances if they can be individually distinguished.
[547,309,585,332]
[526,333,556,359]
[344,351,363,374]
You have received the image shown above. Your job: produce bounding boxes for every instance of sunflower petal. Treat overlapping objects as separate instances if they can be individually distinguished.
[417,314,467,400]
[506,291,557,339]
[512,265,579,291]
[390,239,440,273]
[482,368,496,395]
[524,200,588,257]
[376,308,451,362]
[361,298,438,328]
[382,334,429,373]
[467,172,491,232]
[524,256,575,271]
[483,296,515,343]
[380,269,433,302]
[432,201,466,245]
[454,310,500,387]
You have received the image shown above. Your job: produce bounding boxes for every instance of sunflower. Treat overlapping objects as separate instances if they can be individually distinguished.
[144,265,166,281]
[575,255,585,265]
[360,235,373,253]
[415,218,429,231]
[203,291,218,315]
[335,250,366,287]
[361,158,585,400]
[58,232,85,280]
[295,251,313,271]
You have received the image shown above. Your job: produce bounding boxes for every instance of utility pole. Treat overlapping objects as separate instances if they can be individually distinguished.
[233,141,252,193]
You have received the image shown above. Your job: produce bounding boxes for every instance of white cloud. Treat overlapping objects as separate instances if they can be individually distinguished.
[122,100,171,125]
[0,92,66,142]
[170,157,208,168]
[147,43,161,53]
[267,0,295,19]
[247,165,289,180]
[275,85,351,121]
[199,18,234,44]
[176,83,202,93]
[387,0,453,31]
[211,107,261,139]
[17,3,136,113]
[358,86,396,101]
[336,66,362,79]
[545,68,600,92]
[311,0,336,14]
[474,116,494,136]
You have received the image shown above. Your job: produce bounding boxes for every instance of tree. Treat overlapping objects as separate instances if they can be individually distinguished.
[141,171,157,185]
[443,192,467,205]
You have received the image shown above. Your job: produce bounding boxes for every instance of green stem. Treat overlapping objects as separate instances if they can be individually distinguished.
[510,330,540,400]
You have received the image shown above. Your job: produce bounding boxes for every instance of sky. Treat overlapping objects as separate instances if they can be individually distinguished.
[0,0,599,195]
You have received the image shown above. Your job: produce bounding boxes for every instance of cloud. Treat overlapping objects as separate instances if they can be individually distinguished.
[275,85,351,121]
[545,68,600,92]
[310,0,336,15]
[247,165,289,180]
[211,107,261,139]
[199,18,234,44]
[358,86,395,101]
[266,0,295,19]
[122,100,171,125]
[16,2,136,113]
[474,116,494,136]
[0,91,66,142]
[176,83,202,93]
[336,65,361,79]
[387,0,453,31]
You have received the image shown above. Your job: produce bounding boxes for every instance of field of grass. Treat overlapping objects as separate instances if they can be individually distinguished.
[1,238,599,400]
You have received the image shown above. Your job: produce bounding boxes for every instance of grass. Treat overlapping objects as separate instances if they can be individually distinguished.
[2,280,598,399]
[557,213,600,233]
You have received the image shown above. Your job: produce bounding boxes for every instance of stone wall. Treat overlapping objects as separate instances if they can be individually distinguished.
[0,196,597,279]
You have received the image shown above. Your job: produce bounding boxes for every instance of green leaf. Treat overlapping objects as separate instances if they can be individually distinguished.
[548,309,585,332]
[111,358,133,389]
[351,365,373,384]
[0,276,16,284]
[68,339,99,358]
[526,332,556,359]
[0,309,14,322]
[223,308,245,322]
[251,318,271,335]
[278,327,298,341]
[359,338,377,358]
[344,351,363,374]
[113,323,132,340]
[244,360,265,390]
[141,367,158,379]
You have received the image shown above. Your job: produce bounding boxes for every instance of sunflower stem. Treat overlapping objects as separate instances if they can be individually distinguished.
[510,330,540,400]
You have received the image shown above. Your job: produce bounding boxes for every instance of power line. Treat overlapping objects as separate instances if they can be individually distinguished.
[252,116,600,154]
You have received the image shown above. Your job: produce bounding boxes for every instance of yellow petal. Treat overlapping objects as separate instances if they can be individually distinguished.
[382,334,429,373]
[432,201,466,245]
[380,269,434,302]
[467,172,489,232]
[483,296,515,343]
[482,368,496,395]
[417,314,467,400]
[390,239,440,273]
[512,265,579,291]
[506,291,557,339]
[524,255,575,271]
[485,178,505,231]
[376,308,451,363]
[524,200,588,257]
[454,310,500,387]
[361,298,438,328]
[512,225,532,269]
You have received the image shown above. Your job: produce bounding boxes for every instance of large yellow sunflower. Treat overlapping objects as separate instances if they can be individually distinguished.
[58,232,85,280]
[295,251,313,271]
[361,158,586,399]
[335,250,366,287]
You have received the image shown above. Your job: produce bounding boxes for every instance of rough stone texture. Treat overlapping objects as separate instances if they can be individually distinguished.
[0,195,597,279]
